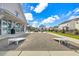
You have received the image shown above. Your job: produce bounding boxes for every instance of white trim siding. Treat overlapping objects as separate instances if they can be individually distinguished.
[58,18,79,30]
[0,3,26,35]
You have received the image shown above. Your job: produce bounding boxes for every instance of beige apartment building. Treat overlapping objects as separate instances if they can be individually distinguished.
[58,18,79,31]
[0,3,26,35]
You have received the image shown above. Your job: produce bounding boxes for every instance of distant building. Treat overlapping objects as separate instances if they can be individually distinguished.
[0,3,26,35]
[58,18,79,31]
[47,27,53,31]
[39,24,46,31]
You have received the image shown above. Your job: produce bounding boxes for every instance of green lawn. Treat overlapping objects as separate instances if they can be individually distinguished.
[48,31,79,39]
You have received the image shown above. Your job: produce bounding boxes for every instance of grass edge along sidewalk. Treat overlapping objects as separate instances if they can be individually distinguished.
[48,31,79,40]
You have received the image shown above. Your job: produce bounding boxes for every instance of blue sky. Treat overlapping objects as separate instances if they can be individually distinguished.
[21,3,79,28]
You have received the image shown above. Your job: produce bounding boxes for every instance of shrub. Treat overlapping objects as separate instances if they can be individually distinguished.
[62,28,65,33]
[73,29,79,35]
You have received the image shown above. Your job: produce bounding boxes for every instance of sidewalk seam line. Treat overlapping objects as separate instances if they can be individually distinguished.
[48,51,51,56]
[18,51,22,56]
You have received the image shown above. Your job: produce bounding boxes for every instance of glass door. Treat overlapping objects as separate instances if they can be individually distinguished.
[0,20,1,35]
[2,19,8,35]
[7,20,12,34]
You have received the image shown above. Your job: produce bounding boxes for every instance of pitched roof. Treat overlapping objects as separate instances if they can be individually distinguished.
[59,18,79,25]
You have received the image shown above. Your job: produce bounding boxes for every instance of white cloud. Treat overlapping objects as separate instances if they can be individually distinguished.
[66,8,79,20]
[72,8,79,15]
[24,13,33,21]
[66,11,72,16]
[30,6,34,10]
[42,17,55,24]
[42,15,59,24]
[69,16,79,20]
[53,15,60,19]
[62,8,79,20]
[34,3,48,13]
[64,8,79,17]
[74,8,79,14]
[73,8,79,13]
[41,15,60,24]
[32,21,39,27]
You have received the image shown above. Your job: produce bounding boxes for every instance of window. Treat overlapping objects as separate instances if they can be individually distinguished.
[76,21,78,24]
[7,20,12,34]
[21,25,24,32]
[15,11,19,17]
[15,23,20,32]
[0,20,1,35]
[2,19,8,35]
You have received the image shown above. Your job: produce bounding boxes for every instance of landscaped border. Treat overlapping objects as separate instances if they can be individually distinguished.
[48,31,79,39]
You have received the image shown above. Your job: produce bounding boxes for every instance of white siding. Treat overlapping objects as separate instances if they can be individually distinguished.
[0,3,26,22]
[0,3,27,34]
[58,20,75,30]
[68,20,75,30]
[75,20,79,30]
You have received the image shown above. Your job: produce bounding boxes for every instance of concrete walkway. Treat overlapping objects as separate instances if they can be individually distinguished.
[48,32,79,46]
[0,51,79,56]
[0,32,79,56]
[16,32,71,51]
[0,33,28,51]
